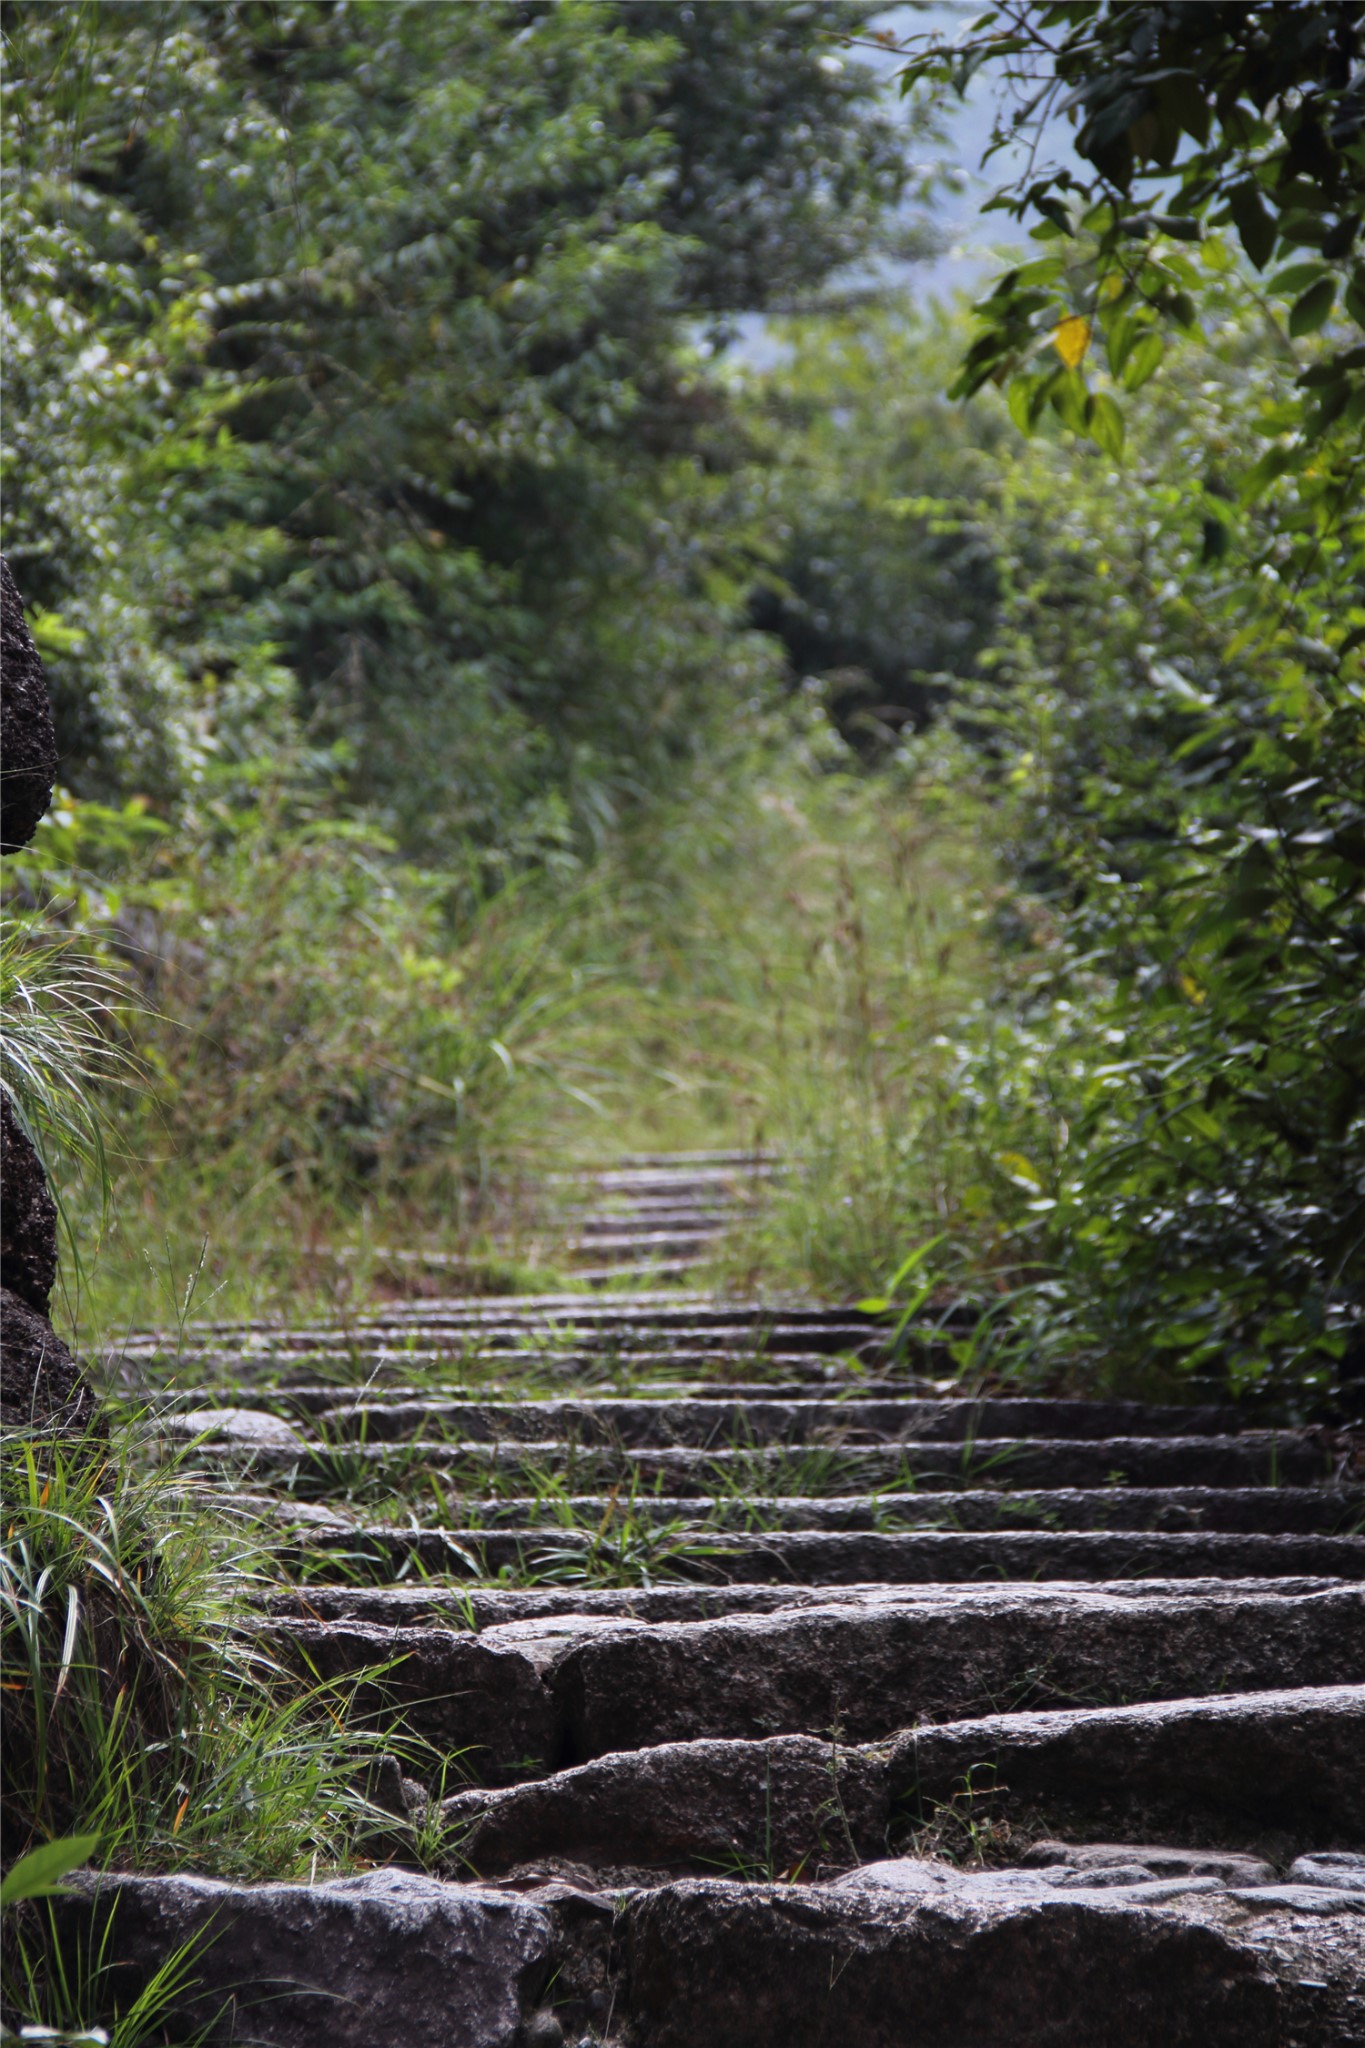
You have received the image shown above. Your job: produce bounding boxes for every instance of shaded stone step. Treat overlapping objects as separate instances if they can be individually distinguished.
[619,1435,1329,1488]
[261,1584,1364,1775]
[433,1486,1365,1535]
[219,1373,936,1415]
[65,1861,1362,2048]
[437,1687,1365,1885]
[576,1257,704,1283]
[893,1683,1365,1843]
[160,1291,845,1337]
[209,1431,1331,1492]
[571,1218,727,1240]
[615,1868,1364,2048]
[119,1315,890,1363]
[302,1395,1252,1446]
[258,1573,1355,1633]
[571,1204,735,1228]
[567,1233,722,1257]
[60,1869,553,2048]
[270,1515,1365,1585]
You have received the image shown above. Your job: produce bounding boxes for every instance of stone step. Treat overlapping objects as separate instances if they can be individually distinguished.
[207,1374,936,1414]
[890,1683,1365,1843]
[277,1520,1365,1587]
[60,1869,552,2048]
[127,1296,876,1341]
[199,1430,1332,1492]
[552,1148,779,1170]
[408,1486,1365,1534]
[300,1395,1254,1445]
[576,1257,705,1283]
[612,1865,1364,2048]
[568,1196,736,1212]
[559,1163,781,1190]
[257,1573,1355,1632]
[258,1584,1364,1776]
[58,1859,1365,2048]
[436,1685,1365,1885]
[566,1232,723,1259]
[119,1315,890,1362]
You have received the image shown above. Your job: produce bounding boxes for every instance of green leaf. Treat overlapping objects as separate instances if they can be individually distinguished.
[1007,377,1037,433]
[1086,390,1126,457]
[1228,180,1275,270]
[885,1234,947,1293]
[1050,368,1089,431]
[1288,278,1336,336]
[1,1834,101,1907]
[1239,446,1294,501]
[1122,332,1164,390]
[1268,260,1331,296]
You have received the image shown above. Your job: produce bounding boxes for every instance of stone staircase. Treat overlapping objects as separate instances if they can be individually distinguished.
[92,1159,1365,2045]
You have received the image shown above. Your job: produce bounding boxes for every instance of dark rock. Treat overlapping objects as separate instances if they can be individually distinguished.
[833,1858,1229,1904]
[260,1619,559,1783]
[255,1575,1352,1632]
[0,556,58,854]
[165,1406,307,1455]
[311,1395,1247,1446]
[251,1588,1363,1780]
[619,1878,1286,2048]
[1,1090,58,1313]
[546,1587,1364,1761]
[62,1869,551,2048]
[441,1731,888,1882]
[1021,1839,1277,1885]
[890,1684,1365,1843]
[0,1284,96,1432]
[1289,1853,1365,1892]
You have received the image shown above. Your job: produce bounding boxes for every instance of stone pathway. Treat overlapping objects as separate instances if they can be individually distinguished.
[95,1157,1365,2044]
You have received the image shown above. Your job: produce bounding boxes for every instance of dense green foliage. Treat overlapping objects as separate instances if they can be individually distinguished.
[1,0,1361,1409]
[858,0,1365,1400]
[3,0,908,854]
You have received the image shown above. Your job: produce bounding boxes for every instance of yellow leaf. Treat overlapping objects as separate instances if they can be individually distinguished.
[1052,315,1091,370]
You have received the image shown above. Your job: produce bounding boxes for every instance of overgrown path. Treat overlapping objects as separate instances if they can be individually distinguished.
[98,1156,1365,2044]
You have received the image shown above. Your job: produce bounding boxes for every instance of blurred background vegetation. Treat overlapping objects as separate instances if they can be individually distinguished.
[2,0,1361,1410]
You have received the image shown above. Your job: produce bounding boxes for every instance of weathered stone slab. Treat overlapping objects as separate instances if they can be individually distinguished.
[62,1869,551,2047]
[552,1594,1365,1760]
[257,1573,1355,1631]
[430,1486,1364,1535]
[439,1687,1365,1875]
[166,1407,307,1453]
[890,1685,1365,1840]
[1022,1840,1277,1885]
[442,1731,887,1882]
[264,1620,560,1781]
[281,1519,1365,1586]
[1290,1853,1365,1892]
[618,1878,1336,2048]
[264,1587,1362,1772]
[308,1395,1246,1445]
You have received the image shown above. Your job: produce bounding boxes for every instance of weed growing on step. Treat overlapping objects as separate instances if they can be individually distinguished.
[897,1764,1015,1869]
[2,1896,219,2048]
[0,1424,445,1883]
